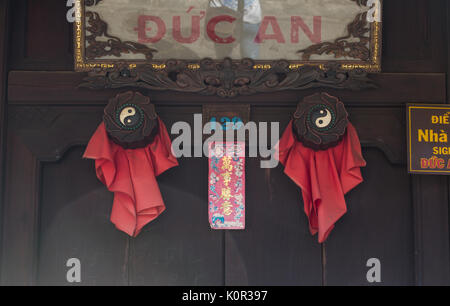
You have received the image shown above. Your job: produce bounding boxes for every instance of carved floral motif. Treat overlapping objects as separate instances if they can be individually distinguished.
[297,0,372,61]
[85,11,157,61]
[80,59,376,98]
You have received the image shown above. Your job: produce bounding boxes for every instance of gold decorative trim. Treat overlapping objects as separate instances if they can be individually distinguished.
[74,0,382,73]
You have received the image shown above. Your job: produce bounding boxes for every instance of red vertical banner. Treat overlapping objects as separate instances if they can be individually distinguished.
[208,142,245,230]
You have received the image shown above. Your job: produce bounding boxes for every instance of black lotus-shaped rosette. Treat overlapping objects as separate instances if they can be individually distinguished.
[104,91,159,149]
[293,92,349,150]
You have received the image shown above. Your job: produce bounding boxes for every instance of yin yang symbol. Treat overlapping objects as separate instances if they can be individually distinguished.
[309,106,335,131]
[117,105,143,130]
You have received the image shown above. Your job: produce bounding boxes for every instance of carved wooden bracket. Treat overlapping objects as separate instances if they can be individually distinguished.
[79,60,377,98]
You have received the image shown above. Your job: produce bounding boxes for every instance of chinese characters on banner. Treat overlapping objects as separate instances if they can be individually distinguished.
[209,142,245,230]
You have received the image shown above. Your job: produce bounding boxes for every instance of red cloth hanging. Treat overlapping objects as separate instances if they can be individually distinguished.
[83,118,178,237]
[277,121,366,243]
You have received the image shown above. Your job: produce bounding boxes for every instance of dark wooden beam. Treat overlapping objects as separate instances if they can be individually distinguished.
[7,71,447,106]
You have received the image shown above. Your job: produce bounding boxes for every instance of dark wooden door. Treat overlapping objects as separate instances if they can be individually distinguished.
[1,0,449,286]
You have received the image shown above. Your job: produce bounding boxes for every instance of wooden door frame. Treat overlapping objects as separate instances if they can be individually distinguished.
[0,0,11,284]
[2,72,450,285]
[1,0,450,285]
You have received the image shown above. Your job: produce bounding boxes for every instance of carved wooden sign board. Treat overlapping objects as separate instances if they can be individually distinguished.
[407,104,450,175]
[74,0,382,97]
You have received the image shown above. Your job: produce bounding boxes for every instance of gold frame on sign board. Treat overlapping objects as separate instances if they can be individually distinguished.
[73,0,382,97]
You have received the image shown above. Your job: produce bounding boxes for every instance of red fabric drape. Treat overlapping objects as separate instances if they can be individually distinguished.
[277,121,366,243]
[83,118,178,237]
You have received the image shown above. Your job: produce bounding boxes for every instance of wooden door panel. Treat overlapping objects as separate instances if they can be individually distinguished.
[382,0,447,72]
[9,0,73,70]
[129,108,224,286]
[40,150,224,286]
[223,106,418,285]
[128,156,224,286]
[225,158,323,285]
[325,148,415,285]
[39,147,129,285]
[225,107,323,285]
[1,105,227,285]
[1,130,40,284]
